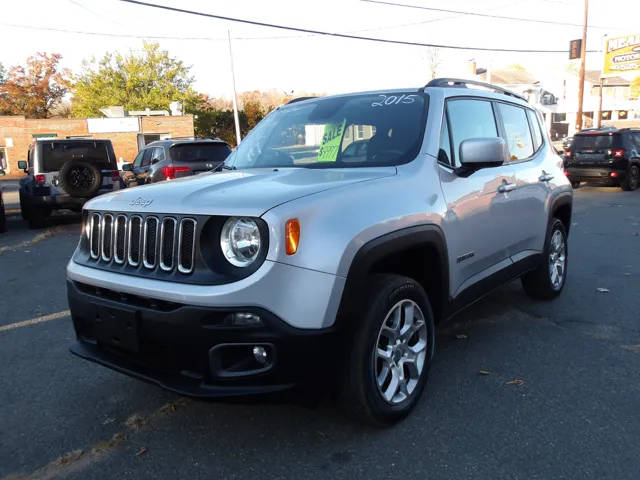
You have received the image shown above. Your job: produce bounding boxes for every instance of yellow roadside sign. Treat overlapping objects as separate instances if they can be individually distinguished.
[603,33,640,77]
[317,119,346,163]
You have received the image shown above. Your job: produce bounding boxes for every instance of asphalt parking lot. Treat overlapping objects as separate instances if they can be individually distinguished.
[1,185,639,480]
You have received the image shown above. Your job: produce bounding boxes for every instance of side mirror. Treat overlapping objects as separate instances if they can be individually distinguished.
[121,163,133,172]
[459,137,509,169]
[18,160,28,171]
[0,169,5,176]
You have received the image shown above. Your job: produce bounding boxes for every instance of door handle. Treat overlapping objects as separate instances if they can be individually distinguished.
[539,171,554,182]
[498,183,516,193]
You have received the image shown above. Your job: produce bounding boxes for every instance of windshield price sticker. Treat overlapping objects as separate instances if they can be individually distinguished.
[317,119,346,163]
[371,94,417,107]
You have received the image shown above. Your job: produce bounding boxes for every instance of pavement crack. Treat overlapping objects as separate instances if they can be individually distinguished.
[1,397,190,480]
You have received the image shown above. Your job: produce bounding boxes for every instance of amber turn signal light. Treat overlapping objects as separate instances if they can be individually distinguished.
[285,219,300,255]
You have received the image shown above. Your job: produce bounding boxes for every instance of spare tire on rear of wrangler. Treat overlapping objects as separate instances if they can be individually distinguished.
[57,160,102,198]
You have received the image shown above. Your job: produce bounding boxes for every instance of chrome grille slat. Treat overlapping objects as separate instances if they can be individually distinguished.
[88,212,196,275]
[160,217,177,271]
[100,214,114,261]
[89,213,101,259]
[114,215,127,264]
[127,215,143,266]
[143,216,159,269]
[178,218,196,274]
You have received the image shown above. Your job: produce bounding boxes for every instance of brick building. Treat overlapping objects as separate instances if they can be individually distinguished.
[0,114,194,178]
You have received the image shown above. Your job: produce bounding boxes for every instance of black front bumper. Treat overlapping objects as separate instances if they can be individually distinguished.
[67,281,340,398]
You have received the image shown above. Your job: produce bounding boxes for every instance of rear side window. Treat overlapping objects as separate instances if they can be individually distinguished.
[150,147,165,163]
[447,99,498,167]
[40,141,115,173]
[497,103,534,161]
[526,109,544,151]
[170,143,231,163]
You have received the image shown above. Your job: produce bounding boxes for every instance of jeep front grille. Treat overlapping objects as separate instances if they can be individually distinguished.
[86,212,197,275]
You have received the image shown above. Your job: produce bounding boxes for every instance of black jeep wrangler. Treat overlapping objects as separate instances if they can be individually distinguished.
[18,139,121,228]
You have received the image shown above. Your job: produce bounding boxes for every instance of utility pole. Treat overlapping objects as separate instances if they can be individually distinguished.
[227,30,242,146]
[575,0,589,132]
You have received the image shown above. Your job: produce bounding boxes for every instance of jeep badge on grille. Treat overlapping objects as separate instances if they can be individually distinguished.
[129,197,154,208]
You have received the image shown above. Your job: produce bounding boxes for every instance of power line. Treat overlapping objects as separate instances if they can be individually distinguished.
[360,0,621,30]
[117,0,598,53]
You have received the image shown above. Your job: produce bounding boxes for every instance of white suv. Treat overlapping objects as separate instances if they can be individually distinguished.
[66,79,572,425]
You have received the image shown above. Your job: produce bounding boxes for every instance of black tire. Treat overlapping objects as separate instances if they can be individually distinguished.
[571,180,581,189]
[342,274,436,426]
[19,192,29,220]
[0,200,6,233]
[57,160,102,198]
[522,218,568,300]
[620,165,639,191]
[27,207,49,229]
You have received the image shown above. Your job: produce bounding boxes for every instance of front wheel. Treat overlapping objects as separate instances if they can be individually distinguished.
[342,274,435,426]
[621,165,639,191]
[522,218,568,300]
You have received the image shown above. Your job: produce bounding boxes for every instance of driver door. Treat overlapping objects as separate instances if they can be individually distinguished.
[437,97,518,298]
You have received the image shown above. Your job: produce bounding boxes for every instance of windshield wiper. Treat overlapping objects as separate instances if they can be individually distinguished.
[213,164,236,172]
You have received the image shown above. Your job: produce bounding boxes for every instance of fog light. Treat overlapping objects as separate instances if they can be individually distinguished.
[253,346,269,364]
[228,312,262,326]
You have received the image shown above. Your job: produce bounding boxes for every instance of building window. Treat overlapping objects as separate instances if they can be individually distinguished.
[617,110,628,120]
[0,147,8,173]
[552,113,566,123]
[601,111,611,120]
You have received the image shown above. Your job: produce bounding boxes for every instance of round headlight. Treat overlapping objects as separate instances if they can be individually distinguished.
[220,217,262,267]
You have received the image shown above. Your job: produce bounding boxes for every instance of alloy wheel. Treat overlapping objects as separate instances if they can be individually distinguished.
[374,299,428,404]
[548,229,566,290]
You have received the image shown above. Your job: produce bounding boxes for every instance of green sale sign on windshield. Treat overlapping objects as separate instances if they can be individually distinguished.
[317,119,346,162]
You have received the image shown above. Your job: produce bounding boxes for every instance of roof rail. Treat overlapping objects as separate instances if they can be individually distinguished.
[425,78,527,102]
[165,136,224,141]
[285,96,317,105]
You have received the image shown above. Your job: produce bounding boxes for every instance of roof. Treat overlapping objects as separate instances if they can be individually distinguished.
[584,70,629,86]
[146,137,228,147]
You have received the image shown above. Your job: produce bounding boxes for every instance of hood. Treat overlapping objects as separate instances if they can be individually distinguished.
[85,167,396,216]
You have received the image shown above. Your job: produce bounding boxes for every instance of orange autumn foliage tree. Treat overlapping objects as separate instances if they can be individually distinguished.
[0,53,70,118]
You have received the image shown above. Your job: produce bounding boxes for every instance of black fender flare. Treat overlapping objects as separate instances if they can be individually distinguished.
[336,224,450,329]
[549,191,573,234]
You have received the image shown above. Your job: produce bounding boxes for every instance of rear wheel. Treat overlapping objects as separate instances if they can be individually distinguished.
[522,218,568,300]
[621,165,639,191]
[27,207,50,229]
[0,200,6,233]
[342,274,435,426]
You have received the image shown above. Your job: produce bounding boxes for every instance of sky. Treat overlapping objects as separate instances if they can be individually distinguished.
[1,0,639,99]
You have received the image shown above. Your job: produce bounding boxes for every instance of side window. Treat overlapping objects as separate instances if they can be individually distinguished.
[141,149,153,167]
[633,133,640,151]
[526,109,544,151]
[151,147,165,163]
[132,150,145,168]
[497,103,534,161]
[447,99,498,167]
[438,116,452,166]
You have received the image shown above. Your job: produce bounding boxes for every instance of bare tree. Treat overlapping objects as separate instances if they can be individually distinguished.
[425,47,441,80]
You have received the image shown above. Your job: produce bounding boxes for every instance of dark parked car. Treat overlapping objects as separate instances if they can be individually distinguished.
[18,139,121,228]
[564,128,640,190]
[122,138,232,186]
[0,168,6,233]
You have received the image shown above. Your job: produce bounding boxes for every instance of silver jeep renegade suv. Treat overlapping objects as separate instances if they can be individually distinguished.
[66,79,572,425]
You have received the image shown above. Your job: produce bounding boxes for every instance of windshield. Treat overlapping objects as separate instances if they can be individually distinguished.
[226,92,428,169]
[41,141,115,172]
[573,134,618,151]
[170,143,231,163]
